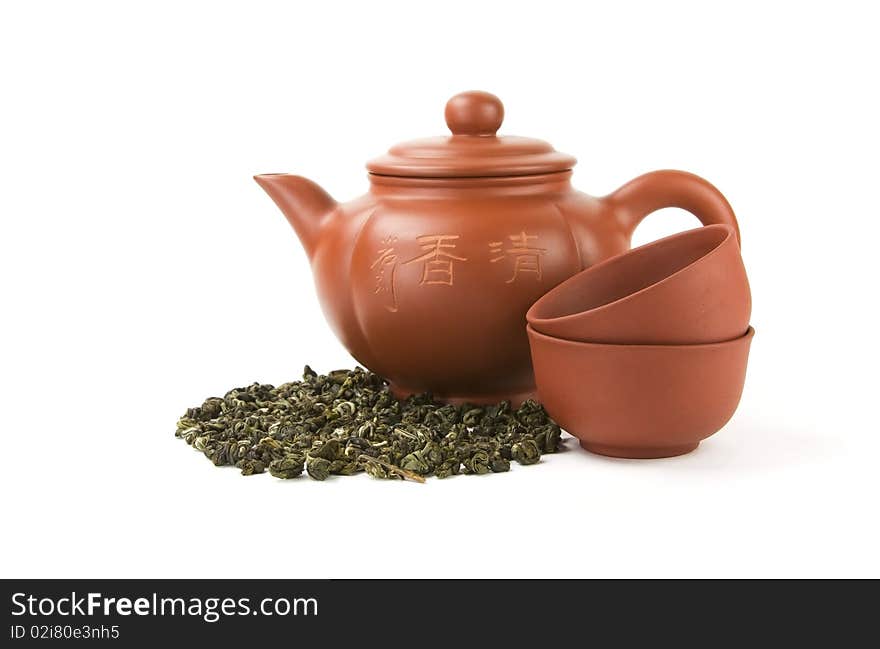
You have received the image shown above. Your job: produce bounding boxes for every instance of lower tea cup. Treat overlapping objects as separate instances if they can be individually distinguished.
[527,325,755,458]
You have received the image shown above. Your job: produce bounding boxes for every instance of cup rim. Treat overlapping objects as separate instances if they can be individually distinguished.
[526,324,754,350]
[527,224,736,327]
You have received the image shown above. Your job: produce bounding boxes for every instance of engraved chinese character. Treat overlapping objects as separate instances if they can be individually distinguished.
[489,231,547,283]
[370,235,399,312]
[403,235,467,286]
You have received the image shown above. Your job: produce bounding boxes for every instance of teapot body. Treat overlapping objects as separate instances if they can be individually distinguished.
[312,172,628,403]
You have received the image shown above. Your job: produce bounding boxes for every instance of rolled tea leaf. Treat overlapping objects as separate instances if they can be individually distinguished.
[175,367,562,482]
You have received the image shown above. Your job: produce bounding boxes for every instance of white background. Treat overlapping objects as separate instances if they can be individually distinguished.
[1,1,878,578]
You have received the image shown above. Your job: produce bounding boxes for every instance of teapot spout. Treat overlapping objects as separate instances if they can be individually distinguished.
[254,174,337,258]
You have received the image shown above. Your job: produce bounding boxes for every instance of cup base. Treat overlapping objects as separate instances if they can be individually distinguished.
[579,440,699,459]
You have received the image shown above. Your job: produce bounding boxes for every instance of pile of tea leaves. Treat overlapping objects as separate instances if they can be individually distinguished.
[175,366,562,482]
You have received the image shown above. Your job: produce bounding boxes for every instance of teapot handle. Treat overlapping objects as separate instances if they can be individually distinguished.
[607,170,740,246]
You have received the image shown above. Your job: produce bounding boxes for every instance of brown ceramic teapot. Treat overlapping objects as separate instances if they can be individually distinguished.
[255,91,740,404]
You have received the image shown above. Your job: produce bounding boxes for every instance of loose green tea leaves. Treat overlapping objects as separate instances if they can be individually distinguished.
[175,366,562,482]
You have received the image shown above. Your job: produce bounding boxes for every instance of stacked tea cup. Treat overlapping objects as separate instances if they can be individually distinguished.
[526,224,753,458]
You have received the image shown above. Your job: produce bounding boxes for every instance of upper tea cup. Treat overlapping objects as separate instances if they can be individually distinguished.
[526,224,750,344]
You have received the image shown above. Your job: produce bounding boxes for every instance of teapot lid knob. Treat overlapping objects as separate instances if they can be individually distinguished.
[445,91,504,136]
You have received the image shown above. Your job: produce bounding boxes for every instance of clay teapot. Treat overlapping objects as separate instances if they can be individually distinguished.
[255,91,740,403]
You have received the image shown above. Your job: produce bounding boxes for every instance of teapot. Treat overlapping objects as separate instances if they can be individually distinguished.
[255,91,739,404]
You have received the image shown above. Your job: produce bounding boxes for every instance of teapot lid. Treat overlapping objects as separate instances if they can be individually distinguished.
[367,91,577,178]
